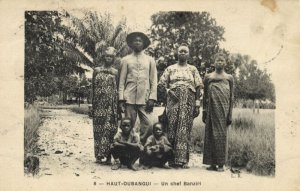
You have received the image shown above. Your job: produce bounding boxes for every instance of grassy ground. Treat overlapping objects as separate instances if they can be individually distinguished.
[228,109,275,176]
[70,106,275,176]
[191,108,275,176]
[24,104,41,174]
[24,105,41,156]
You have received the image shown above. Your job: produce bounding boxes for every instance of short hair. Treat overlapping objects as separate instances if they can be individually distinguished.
[153,122,163,130]
[121,117,131,124]
[178,43,189,50]
[214,52,227,62]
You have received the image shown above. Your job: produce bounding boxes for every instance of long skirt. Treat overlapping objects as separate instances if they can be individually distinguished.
[93,72,118,159]
[166,86,195,165]
[203,80,230,166]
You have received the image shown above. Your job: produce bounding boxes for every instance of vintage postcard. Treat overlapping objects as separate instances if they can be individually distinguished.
[0,0,300,191]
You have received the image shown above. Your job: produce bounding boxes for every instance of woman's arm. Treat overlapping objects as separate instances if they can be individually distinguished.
[227,75,234,125]
[91,68,99,111]
[157,67,170,91]
[157,67,170,103]
[202,75,209,123]
[193,66,203,107]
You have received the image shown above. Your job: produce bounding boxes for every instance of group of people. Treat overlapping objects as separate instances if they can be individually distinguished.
[92,31,234,172]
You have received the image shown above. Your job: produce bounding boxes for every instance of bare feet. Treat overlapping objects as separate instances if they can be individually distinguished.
[206,165,217,171]
[169,163,179,169]
[95,157,104,164]
[160,164,171,169]
[128,164,139,171]
[142,165,152,170]
[217,166,225,172]
[104,160,112,165]
[181,164,190,169]
[111,160,121,170]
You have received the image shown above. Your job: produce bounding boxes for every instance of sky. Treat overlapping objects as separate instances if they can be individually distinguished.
[68,0,300,77]
[102,1,287,75]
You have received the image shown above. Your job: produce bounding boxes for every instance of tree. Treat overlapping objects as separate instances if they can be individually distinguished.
[64,11,130,68]
[232,55,276,110]
[149,11,232,77]
[25,11,82,103]
[25,11,130,103]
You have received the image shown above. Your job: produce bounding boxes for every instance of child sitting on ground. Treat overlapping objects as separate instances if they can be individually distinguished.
[111,118,143,171]
[142,122,173,169]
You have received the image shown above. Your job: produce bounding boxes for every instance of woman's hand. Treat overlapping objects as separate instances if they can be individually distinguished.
[90,109,94,118]
[119,101,126,113]
[108,68,118,75]
[168,89,179,100]
[227,116,232,126]
[193,107,200,118]
[202,111,207,124]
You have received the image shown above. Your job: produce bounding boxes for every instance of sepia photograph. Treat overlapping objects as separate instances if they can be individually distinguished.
[1,0,300,191]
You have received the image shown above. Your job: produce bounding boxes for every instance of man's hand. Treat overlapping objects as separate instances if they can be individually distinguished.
[145,99,155,113]
[202,111,207,124]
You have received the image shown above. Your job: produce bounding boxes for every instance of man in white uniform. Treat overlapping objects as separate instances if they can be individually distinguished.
[118,32,157,145]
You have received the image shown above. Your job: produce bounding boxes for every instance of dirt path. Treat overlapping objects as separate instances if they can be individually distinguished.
[36,108,271,189]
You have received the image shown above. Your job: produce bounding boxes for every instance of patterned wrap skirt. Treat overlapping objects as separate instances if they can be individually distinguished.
[166,86,195,165]
[92,72,118,159]
[203,79,230,166]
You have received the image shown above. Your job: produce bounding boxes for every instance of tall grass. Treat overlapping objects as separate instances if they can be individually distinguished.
[24,105,40,157]
[228,109,275,176]
[191,108,275,176]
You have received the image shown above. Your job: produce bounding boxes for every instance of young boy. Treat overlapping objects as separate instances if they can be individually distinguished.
[142,122,173,169]
[111,118,143,171]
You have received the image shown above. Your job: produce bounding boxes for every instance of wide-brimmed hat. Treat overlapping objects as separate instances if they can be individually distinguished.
[126,32,150,50]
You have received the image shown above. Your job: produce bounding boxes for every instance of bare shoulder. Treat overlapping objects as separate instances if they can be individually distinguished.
[111,68,118,76]
[121,55,131,62]
[225,73,234,81]
[94,67,101,73]
[204,72,213,81]
[147,135,155,140]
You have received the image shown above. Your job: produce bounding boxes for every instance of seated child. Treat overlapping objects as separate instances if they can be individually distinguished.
[142,122,173,169]
[111,118,143,171]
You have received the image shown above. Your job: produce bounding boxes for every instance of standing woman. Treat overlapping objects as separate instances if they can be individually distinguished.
[202,52,234,172]
[92,47,119,164]
[158,44,203,168]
